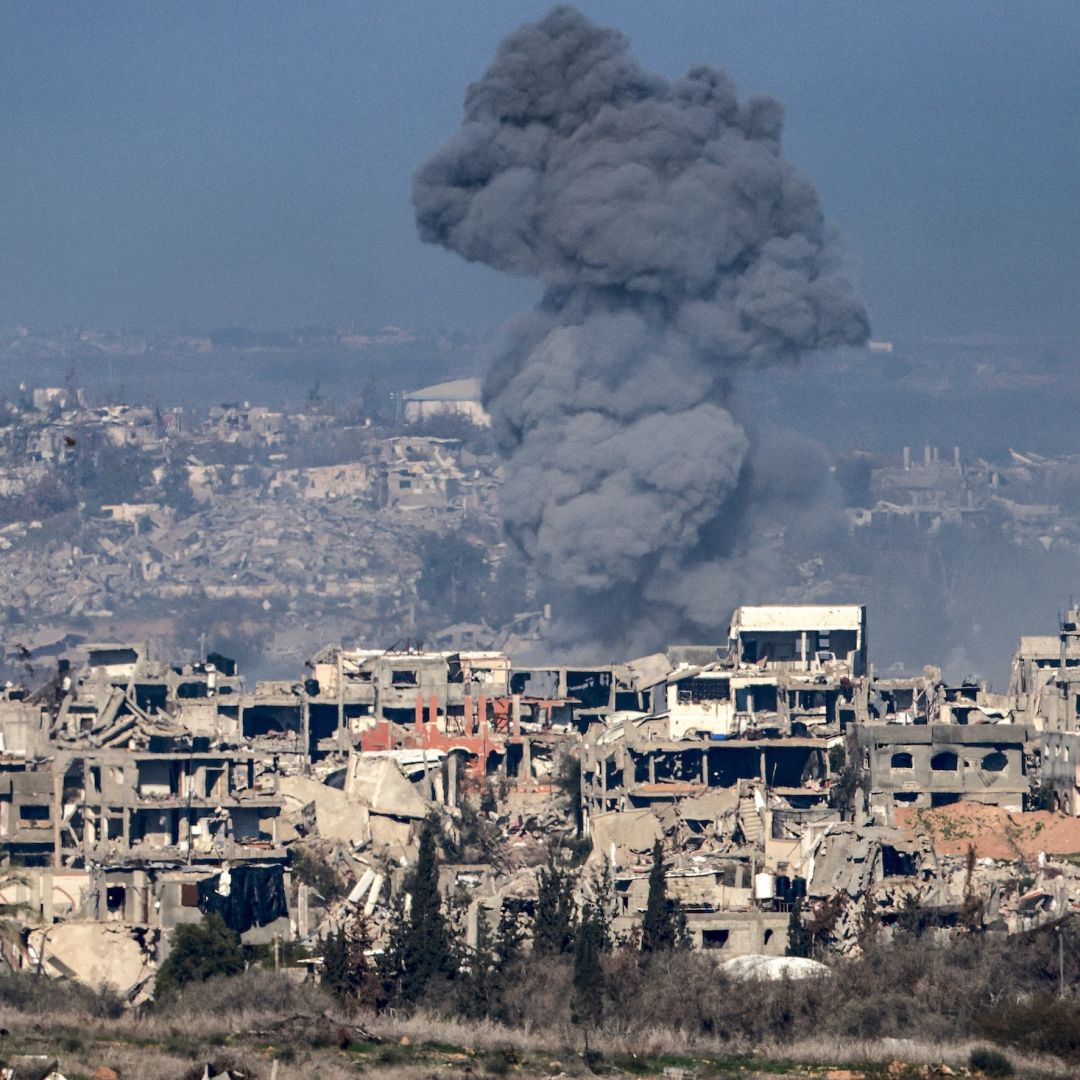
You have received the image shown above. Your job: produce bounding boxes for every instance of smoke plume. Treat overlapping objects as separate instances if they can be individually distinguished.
[414,6,869,651]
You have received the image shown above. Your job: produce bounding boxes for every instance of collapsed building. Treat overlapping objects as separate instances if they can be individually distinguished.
[5,599,1080,993]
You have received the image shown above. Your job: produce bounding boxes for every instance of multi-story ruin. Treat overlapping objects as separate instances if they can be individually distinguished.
[3,599,1080,997]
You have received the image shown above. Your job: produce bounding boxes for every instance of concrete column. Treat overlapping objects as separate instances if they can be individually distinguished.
[700,749,708,785]
[52,769,63,868]
[301,699,310,773]
[467,900,479,949]
[336,650,345,750]
[364,874,383,917]
[414,692,424,726]
[521,737,532,787]
[298,883,310,938]
[464,695,474,736]
[447,753,458,808]
[759,749,767,784]
[648,756,656,784]
[422,749,433,800]
[429,694,439,731]
[511,693,522,736]
[478,695,488,734]
[42,873,53,923]
[121,765,130,849]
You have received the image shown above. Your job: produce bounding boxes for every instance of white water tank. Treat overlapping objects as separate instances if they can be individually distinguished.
[754,872,777,901]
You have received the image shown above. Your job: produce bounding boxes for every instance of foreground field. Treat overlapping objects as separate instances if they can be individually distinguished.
[0,971,1068,1080]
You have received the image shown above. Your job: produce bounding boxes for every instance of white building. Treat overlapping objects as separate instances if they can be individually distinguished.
[728,605,867,677]
[403,378,490,428]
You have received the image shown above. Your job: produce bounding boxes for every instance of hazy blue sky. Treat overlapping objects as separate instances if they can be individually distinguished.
[2,2,1078,342]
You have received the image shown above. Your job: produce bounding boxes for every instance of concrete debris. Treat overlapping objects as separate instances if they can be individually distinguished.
[28,924,156,1002]
[588,809,662,870]
[11,595,1080,990]
[345,753,429,819]
[279,775,370,846]
[1,1059,59,1080]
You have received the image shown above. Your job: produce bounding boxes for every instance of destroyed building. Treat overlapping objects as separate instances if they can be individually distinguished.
[9,598,1080,992]
[857,723,1030,815]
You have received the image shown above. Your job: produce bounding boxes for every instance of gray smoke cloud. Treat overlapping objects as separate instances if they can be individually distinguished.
[414,5,869,651]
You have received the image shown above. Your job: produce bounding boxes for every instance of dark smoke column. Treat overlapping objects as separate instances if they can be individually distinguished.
[414,5,868,649]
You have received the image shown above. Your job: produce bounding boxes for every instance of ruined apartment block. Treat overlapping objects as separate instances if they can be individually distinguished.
[8,597,1080,991]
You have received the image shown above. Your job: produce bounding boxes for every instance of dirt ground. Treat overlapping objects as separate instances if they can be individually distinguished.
[896,801,1080,860]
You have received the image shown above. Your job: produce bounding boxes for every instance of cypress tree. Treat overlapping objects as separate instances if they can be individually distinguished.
[786,897,813,958]
[322,924,349,997]
[323,910,379,1004]
[454,906,500,1020]
[495,904,526,965]
[379,814,455,1004]
[571,901,605,1027]
[640,839,676,953]
[533,847,577,955]
[587,857,614,953]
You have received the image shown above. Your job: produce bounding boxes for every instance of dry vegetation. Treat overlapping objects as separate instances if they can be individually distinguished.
[3,922,1080,1078]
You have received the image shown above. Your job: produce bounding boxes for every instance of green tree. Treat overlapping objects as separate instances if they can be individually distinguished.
[322,924,348,996]
[786,898,813,958]
[454,908,500,1020]
[640,839,676,954]
[156,914,244,997]
[571,901,605,1028]
[494,904,527,965]
[533,847,577,956]
[587,858,614,953]
[378,815,455,1004]
[322,909,379,1005]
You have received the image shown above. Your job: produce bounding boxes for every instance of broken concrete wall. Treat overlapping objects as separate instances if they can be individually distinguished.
[28,923,157,1001]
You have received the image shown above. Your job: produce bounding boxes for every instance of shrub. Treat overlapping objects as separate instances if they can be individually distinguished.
[161,967,329,1020]
[976,993,1080,1059]
[156,914,244,998]
[0,973,123,1018]
[969,1046,1014,1077]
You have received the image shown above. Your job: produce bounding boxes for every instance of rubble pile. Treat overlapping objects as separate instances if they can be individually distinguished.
[3,599,1080,990]
[0,385,507,669]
